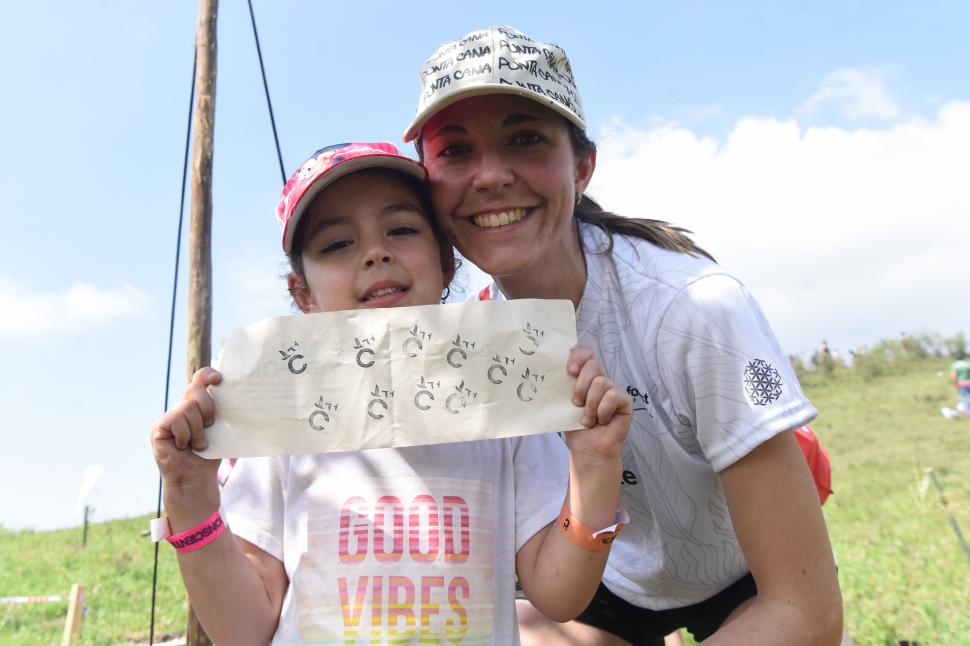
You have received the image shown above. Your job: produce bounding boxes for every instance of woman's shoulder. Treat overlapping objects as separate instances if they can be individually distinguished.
[579,220,729,295]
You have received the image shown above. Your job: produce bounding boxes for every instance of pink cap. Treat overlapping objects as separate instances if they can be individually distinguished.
[277,142,428,253]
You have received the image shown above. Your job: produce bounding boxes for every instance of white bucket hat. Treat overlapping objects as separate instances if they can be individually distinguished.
[404,26,586,142]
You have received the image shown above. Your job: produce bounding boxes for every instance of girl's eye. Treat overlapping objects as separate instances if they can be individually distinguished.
[389,226,419,237]
[321,239,352,253]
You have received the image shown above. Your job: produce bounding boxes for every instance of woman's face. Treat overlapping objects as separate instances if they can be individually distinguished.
[420,94,594,280]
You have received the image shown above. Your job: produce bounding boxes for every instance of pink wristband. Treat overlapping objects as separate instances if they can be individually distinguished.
[166,511,226,553]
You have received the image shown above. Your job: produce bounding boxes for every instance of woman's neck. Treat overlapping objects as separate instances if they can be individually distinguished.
[495,227,587,308]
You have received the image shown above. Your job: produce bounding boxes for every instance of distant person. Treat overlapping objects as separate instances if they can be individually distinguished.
[951,351,970,416]
[150,142,632,643]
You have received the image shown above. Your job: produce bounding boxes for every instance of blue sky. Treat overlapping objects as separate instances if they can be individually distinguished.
[1,1,968,530]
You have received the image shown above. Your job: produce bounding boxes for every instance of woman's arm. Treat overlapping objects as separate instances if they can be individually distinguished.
[515,348,632,622]
[706,430,843,645]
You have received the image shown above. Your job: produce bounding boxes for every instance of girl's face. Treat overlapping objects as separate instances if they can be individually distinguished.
[291,171,449,313]
[420,94,595,280]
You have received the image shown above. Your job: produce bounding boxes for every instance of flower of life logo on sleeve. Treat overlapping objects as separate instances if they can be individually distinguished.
[296,477,495,644]
[743,358,783,406]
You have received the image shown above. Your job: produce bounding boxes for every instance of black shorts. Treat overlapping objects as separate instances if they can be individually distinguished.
[575,573,757,645]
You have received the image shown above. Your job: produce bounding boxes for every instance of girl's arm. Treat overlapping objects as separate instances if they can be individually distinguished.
[515,348,632,622]
[152,369,287,645]
[706,430,843,645]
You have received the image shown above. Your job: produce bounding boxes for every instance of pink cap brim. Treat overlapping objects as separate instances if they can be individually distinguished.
[282,154,427,254]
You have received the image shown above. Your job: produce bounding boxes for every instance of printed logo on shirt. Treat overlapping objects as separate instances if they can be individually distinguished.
[743,359,783,406]
[296,477,494,645]
[625,385,650,412]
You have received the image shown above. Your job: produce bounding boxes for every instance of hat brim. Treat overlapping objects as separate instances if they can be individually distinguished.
[282,154,427,254]
[403,83,587,143]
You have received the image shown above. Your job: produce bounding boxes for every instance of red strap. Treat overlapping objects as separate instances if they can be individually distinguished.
[478,284,492,301]
[794,426,832,504]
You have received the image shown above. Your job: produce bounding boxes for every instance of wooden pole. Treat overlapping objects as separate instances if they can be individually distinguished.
[81,505,90,547]
[60,583,84,646]
[185,0,217,644]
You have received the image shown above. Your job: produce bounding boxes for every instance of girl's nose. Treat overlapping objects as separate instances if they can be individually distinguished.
[361,238,393,268]
[365,253,391,267]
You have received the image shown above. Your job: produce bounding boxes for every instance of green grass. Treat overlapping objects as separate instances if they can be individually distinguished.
[0,515,185,645]
[804,359,970,645]
[2,357,968,645]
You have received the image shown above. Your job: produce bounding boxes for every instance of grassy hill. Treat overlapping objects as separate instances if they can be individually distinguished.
[2,354,968,645]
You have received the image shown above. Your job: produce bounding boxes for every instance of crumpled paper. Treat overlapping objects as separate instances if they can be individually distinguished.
[197,299,583,458]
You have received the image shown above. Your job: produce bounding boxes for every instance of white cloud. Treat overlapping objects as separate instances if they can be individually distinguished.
[590,100,970,356]
[0,277,150,336]
[799,67,900,120]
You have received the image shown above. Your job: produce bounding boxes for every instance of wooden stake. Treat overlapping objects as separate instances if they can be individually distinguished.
[185,0,217,644]
[60,583,84,646]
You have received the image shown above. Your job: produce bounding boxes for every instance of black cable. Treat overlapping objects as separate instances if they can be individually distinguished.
[150,49,197,646]
[247,0,286,184]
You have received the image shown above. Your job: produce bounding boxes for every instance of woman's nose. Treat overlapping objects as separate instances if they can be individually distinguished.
[471,149,514,192]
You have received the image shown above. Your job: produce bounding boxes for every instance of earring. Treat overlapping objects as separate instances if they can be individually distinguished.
[575,193,583,207]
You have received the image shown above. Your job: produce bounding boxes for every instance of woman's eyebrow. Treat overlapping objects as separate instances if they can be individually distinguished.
[426,124,466,140]
[503,113,542,126]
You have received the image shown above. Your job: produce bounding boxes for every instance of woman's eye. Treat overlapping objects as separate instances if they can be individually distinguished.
[437,143,470,158]
[511,132,544,146]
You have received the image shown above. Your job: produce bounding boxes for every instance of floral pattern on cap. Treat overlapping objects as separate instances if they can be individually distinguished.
[276,142,427,253]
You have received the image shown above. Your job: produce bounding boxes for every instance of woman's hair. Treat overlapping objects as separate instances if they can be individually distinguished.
[286,168,458,308]
[567,125,715,262]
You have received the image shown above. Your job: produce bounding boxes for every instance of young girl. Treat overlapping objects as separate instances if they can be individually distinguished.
[150,142,633,645]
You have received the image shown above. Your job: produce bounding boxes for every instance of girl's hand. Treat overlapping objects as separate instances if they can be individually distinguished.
[150,367,222,493]
[564,347,632,462]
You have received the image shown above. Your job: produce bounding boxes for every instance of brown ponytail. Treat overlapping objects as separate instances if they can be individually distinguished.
[569,126,716,263]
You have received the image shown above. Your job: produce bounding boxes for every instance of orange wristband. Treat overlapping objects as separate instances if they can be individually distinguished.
[557,503,629,552]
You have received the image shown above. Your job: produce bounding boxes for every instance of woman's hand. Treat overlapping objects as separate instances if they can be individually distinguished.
[564,347,632,462]
[150,367,223,495]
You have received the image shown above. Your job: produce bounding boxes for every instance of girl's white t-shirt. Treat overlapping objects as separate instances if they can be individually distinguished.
[221,436,568,645]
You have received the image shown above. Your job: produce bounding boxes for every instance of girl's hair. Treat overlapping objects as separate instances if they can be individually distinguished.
[567,125,715,262]
[286,168,458,308]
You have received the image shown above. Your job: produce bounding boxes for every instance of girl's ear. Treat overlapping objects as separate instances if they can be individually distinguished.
[287,272,316,313]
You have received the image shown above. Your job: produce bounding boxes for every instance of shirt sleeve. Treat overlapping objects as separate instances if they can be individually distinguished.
[510,434,569,553]
[220,455,287,561]
[657,273,817,472]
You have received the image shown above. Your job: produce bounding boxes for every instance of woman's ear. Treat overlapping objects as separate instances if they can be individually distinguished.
[574,148,596,197]
[287,272,316,313]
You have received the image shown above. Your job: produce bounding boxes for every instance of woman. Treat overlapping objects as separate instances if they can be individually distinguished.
[403,26,843,645]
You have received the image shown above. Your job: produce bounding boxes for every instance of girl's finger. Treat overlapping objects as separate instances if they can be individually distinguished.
[184,382,217,426]
[183,400,207,451]
[574,358,605,407]
[596,386,632,425]
[582,374,612,426]
[170,412,192,451]
[566,346,595,377]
